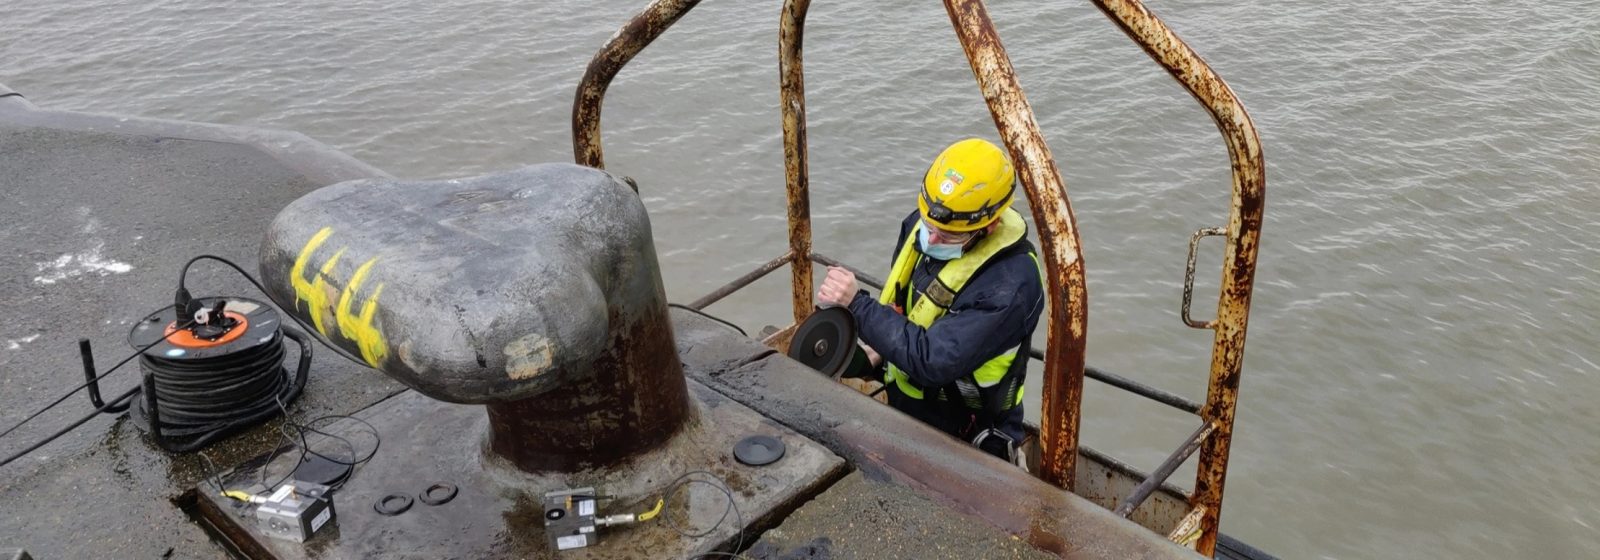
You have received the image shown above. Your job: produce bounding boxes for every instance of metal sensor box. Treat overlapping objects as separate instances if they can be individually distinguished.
[254,482,336,543]
[542,487,600,551]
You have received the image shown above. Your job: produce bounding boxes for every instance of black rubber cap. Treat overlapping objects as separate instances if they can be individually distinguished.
[734,435,786,466]
[291,454,353,488]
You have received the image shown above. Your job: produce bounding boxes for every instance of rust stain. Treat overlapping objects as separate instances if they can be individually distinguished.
[487,304,690,472]
[1028,519,1071,556]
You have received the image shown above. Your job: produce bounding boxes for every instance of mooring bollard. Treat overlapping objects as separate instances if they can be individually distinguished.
[259,163,691,472]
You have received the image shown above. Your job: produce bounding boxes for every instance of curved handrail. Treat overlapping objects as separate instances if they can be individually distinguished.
[572,0,704,169]
[942,0,1091,491]
[1086,0,1266,555]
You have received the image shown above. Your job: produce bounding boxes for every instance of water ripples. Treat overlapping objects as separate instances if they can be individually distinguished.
[5,0,1600,557]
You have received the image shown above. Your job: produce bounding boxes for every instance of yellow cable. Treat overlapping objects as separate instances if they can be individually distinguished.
[221,490,256,502]
[637,498,664,522]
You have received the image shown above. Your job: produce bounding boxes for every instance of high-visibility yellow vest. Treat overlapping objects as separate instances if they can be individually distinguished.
[880,208,1036,407]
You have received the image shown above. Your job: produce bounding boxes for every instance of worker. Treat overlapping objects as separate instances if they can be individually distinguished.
[816,137,1044,467]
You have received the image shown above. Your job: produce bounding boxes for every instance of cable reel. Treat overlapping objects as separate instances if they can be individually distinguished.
[122,296,310,453]
[1,257,330,468]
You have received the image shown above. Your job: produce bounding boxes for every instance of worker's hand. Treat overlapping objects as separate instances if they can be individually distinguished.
[816,266,859,308]
[857,341,882,367]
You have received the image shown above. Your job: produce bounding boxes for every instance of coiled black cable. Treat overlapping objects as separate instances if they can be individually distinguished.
[138,328,309,453]
[1,253,339,468]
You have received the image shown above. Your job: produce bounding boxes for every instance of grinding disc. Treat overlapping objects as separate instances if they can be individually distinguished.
[787,307,857,378]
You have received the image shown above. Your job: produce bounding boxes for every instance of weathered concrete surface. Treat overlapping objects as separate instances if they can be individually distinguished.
[749,472,1053,560]
[195,382,846,559]
[671,308,1203,560]
[0,87,400,559]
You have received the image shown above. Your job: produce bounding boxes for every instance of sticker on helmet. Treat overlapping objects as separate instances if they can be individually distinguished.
[944,168,964,185]
[939,168,964,195]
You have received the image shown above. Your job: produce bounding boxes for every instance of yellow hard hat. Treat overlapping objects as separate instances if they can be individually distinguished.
[918,138,1016,232]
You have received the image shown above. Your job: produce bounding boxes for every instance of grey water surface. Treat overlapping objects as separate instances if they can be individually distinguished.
[4,0,1598,558]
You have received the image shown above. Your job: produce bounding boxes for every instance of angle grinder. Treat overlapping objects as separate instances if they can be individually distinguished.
[786,307,876,380]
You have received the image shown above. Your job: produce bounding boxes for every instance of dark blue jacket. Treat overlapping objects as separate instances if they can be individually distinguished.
[847,211,1044,443]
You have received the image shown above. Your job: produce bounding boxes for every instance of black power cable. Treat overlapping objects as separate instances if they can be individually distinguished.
[659,470,755,560]
[0,323,196,469]
[256,403,382,494]
[0,323,191,442]
[0,388,139,469]
[667,303,748,337]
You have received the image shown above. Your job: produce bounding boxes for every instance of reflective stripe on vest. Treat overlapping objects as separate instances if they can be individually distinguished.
[879,208,1032,405]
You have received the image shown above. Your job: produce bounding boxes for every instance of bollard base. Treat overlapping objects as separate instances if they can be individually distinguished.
[188,381,846,559]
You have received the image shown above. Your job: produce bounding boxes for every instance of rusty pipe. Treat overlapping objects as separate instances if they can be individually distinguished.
[1114,422,1214,518]
[942,0,1089,491]
[573,0,704,169]
[808,252,885,295]
[687,251,795,311]
[780,0,816,325]
[1086,0,1266,554]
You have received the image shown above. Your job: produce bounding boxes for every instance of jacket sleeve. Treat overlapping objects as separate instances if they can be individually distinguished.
[847,261,1041,388]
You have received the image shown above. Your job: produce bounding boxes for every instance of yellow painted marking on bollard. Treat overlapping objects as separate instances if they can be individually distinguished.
[290,226,391,368]
[291,227,338,336]
[336,256,389,367]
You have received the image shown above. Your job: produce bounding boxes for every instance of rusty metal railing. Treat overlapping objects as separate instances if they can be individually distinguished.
[570,0,1263,556]
[780,0,816,327]
[573,0,703,169]
[940,0,1091,492]
[1086,1,1266,555]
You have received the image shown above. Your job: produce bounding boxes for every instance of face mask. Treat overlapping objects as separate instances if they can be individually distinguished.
[918,225,965,261]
